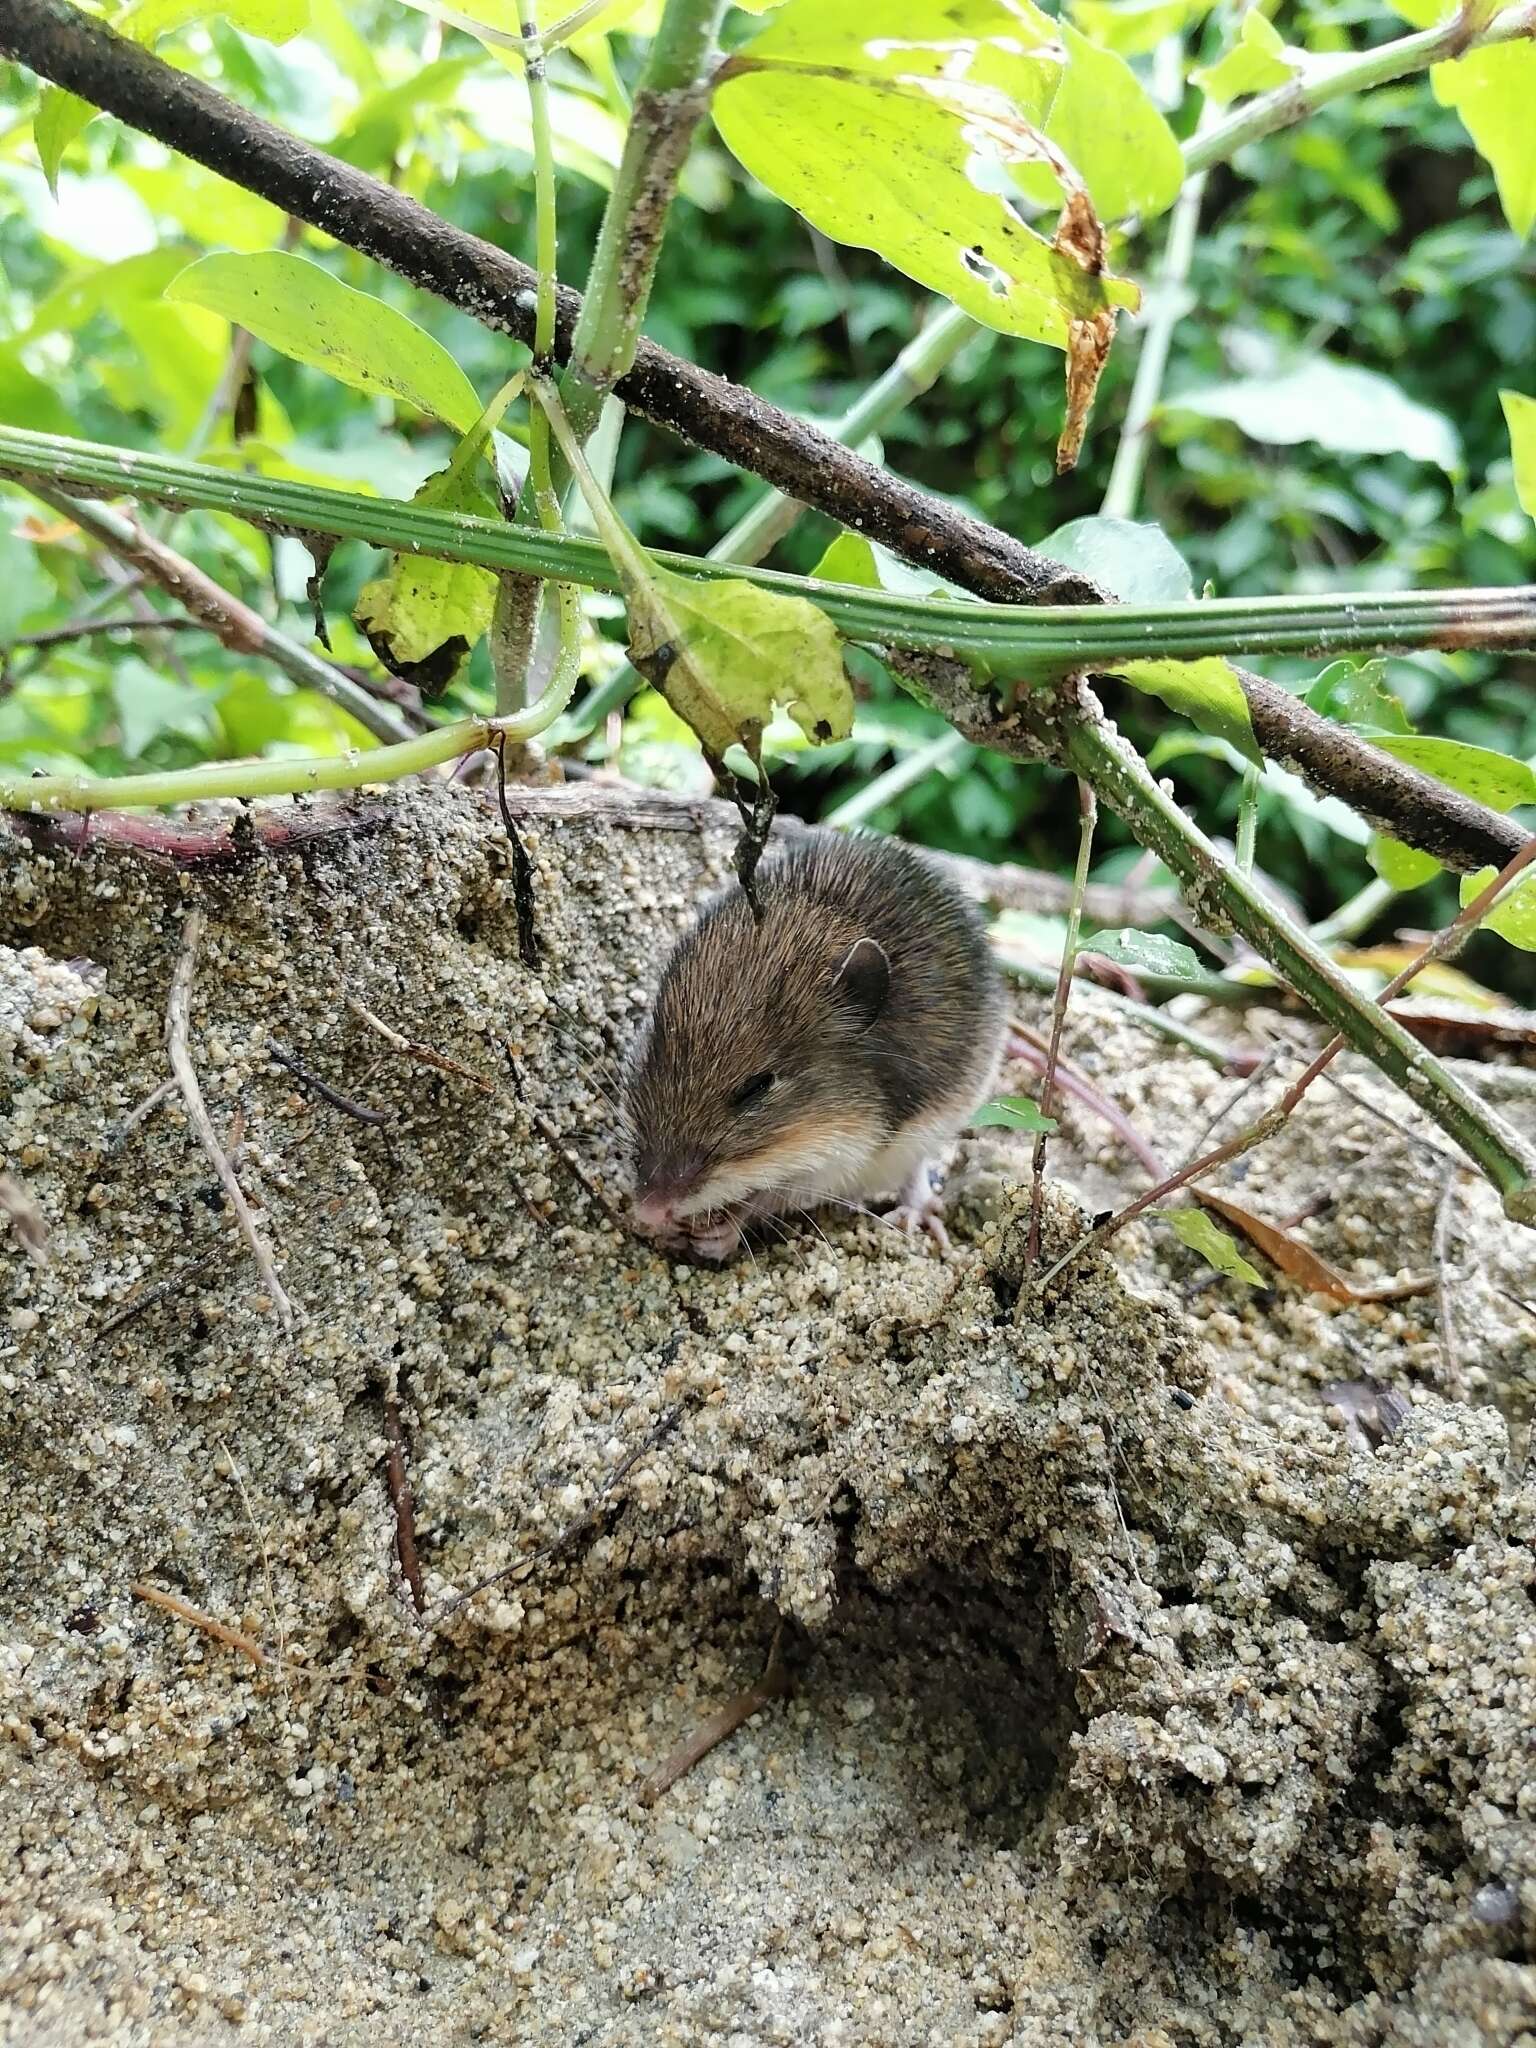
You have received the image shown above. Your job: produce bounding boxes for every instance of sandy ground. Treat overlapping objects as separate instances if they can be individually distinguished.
[2,783,1533,2047]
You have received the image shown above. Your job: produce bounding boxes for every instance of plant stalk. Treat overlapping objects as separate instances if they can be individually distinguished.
[1061,711,1536,1220]
[5,429,1532,674]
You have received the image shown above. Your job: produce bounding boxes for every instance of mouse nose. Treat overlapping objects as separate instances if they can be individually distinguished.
[632,1158,707,1229]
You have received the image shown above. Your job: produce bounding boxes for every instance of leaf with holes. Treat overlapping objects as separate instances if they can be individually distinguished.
[352,376,522,693]
[1117,656,1259,764]
[168,252,482,431]
[629,572,853,764]
[713,0,1137,351]
[1306,658,1413,735]
[970,1095,1058,1133]
[1166,1207,1264,1286]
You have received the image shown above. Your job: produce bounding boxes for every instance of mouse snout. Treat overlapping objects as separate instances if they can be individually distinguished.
[631,1155,709,1229]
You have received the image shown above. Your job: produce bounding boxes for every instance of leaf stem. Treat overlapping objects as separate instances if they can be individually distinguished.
[557,0,727,449]
[1061,711,1536,1220]
[1183,0,1536,178]
[822,728,971,830]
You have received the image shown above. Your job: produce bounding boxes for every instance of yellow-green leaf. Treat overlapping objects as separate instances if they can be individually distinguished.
[1071,0,1214,57]
[810,534,882,588]
[353,464,500,693]
[34,88,95,198]
[1389,5,1536,238]
[714,0,1137,350]
[1116,656,1259,764]
[1167,1207,1265,1286]
[168,252,482,431]
[1192,11,1297,105]
[1367,834,1441,892]
[629,572,853,762]
[1017,22,1183,222]
[1503,390,1536,520]
[1459,867,1536,952]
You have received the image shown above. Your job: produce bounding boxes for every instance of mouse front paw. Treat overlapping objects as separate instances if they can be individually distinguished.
[883,1166,951,1254]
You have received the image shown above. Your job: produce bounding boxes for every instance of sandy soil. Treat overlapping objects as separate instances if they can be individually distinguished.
[2,784,1533,2047]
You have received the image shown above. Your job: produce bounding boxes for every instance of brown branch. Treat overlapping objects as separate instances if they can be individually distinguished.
[382,1397,426,1612]
[638,1621,789,1806]
[1,0,1525,873]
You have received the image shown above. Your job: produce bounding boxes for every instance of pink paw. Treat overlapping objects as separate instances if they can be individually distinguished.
[883,1171,951,1253]
[637,1210,743,1263]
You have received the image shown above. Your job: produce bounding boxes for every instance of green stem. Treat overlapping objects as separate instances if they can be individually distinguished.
[823,728,971,829]
[6,430,1532,674]
[497,3,576,714]
[2,629,585,814]
[1183,0,1536,177]
[1100,98,1215,523]
[1311,875,1397,949]
[1062,712,1536,1220]
[557,0,727,450]
[1235,762,1260,876]
[717,303,981,568]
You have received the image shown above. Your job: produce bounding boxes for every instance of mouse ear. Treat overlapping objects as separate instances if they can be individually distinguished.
[831,936,890,1032]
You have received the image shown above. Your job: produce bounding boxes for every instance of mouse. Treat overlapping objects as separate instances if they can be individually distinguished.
[623,829,1009,1261]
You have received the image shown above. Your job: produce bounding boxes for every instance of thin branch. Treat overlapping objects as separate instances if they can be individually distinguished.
[344,990,496,1092]
[130,1582,272,1667]
[382,1396,426,1612]
[1183,1,1536,178]
[29,487,414,746]
[5,613,205,653]
[2,0,1528,872]
[1026,780,1096,1265]
[638,1621,789,1806]
[166,906,296,1329]
[268,1039,392,1126]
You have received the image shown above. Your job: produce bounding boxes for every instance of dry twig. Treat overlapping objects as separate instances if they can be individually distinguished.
[166,907,295,1329]
[382,1397,426,1613]
[345,990,495,1092]
[639,1622,790,1806]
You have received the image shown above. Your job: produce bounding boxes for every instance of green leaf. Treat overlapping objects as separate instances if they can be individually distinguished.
[353,470,500,694]
[1427,37,1536,240]
[1459,866,1536,952]
[1017,22,1183,222]
[34,88,96,198]
[1039,515,1193,603]
[1172,356,1461,474]
[1070,0,1215,57]
[350,376,521,692]
[631,572,854,761]
[1116,657,1260,764]
[167,253,483,431]
[1166,1207,1265,1286]
[1305,659,1413,735]
[1367,834,1441,892]
[970,1094,1058,1133]
[0,526,58,639]
[118,164,286,252]
[1373,735,1536,811]
[1081,927,1204,979]
[810,534,883,588]
[1192,11,1297,105]
[714,1,1138,351]
[19,248,193,343]
[1503,391,1536,521]
[119,0,309,38]
[110,659,217,758]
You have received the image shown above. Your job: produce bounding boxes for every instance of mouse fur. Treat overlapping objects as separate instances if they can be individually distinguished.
[624,829,1008,1257]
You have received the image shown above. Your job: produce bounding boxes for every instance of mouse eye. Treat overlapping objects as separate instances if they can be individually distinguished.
[729,1071,776,1109]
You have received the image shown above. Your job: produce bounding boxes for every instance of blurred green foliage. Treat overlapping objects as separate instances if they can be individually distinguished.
[0,0,1533,969]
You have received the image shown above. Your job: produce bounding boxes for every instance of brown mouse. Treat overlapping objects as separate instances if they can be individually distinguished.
[624,830,1009,1260]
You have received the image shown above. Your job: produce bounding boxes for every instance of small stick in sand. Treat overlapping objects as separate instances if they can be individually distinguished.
[639,1622,790,1806]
